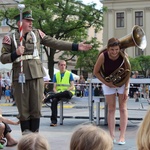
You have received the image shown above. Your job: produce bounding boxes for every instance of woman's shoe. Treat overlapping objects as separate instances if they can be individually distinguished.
[0,138,7,146]
[118,141,126,145]
[113,139,117,144]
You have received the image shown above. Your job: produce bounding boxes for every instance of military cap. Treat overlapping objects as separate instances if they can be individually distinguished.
[14,10,34,22]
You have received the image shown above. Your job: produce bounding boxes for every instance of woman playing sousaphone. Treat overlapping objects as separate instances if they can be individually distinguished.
[94,37,130,145]
[94,25,147,145]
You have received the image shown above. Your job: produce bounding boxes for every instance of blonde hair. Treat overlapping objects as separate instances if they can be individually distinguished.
[70,124,113,150]
[137,109,150,150]
[17,133,50,150]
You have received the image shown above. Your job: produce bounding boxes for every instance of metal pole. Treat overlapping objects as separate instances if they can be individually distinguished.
[104,96,108,125]
[60,100,63,125]
[96,101,100,125]
[88,79,94,122]
[17,4,25,93]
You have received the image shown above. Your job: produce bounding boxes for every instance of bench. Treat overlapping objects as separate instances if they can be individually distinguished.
[59,96,106,125]
[59,96,94,125]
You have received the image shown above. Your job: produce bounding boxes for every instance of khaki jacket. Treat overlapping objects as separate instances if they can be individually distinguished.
[1,29,72,81]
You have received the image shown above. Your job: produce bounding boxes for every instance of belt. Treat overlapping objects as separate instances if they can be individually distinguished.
[14,55,40,63]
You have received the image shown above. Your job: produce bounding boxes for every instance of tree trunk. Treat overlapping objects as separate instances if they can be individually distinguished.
[47,48,56,91]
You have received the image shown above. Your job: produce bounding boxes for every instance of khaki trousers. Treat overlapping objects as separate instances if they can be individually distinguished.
[13,78,44,121]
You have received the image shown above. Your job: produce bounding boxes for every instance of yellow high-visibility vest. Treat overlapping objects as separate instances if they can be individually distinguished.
[56,70,75,95]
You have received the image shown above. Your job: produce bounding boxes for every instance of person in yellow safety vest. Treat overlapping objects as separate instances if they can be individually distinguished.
[43,60,75,126]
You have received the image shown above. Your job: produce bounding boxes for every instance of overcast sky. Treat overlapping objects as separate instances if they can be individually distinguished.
[81,0,103,9]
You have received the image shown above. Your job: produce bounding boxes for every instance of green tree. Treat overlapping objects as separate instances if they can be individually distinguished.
[129,57,140,72]
[60,37,101,74]
[75,38,100,74]
[0,0,105,80]
[136,55,150,77]
[75,49,99,73]
[129,55,150,77]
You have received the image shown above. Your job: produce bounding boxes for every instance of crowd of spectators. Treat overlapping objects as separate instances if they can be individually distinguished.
[130,71,150,102]
[0,72,15,104]
[75,79,103,97]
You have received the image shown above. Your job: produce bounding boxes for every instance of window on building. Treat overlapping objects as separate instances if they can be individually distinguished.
[1,18,7,26]
[135,47,143,56]
[135,11,143,26]
[116,12,124,28]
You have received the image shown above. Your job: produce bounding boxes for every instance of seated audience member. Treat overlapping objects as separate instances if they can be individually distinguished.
[137,109,150,150]
[70,124,113,150]
[17,132,50,150]
[0,109,19,148]
[43,60,75,126]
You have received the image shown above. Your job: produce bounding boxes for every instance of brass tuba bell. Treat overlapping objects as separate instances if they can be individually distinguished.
[119,25,147,50]
[99,25,147,87]
[99,25,147,52]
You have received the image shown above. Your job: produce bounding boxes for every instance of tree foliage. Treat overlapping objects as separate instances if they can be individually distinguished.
[0,0,105,79]
[129,55,150,77]
[129,57,140,72]
[75,37,100,73]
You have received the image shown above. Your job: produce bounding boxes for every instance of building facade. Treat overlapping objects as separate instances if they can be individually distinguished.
[100,0,150,57]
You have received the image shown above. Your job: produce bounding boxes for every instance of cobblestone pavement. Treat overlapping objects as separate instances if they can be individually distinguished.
[0,96,148,150]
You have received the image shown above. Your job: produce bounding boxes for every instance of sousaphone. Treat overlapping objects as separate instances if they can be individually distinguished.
[99,25,147,87]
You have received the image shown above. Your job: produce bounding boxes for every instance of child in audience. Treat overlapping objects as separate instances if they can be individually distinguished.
[17,133,50,150]
[137,109,150,150]
[4,86,11,103]
[0,109,19,149]
[70,124,113,150]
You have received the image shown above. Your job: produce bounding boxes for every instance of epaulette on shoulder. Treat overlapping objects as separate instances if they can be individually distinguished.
[2,34,11,45]
[37,29,46,39]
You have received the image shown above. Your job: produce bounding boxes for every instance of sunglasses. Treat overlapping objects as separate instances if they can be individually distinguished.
[108,41,120,47]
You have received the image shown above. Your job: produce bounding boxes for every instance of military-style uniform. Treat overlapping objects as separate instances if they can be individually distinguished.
[1,28,78,133]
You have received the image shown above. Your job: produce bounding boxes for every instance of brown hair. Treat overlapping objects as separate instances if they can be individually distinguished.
[17,133,50,150]
[137,109,150,150]
[107,37,121,48]
[70,124,113,150]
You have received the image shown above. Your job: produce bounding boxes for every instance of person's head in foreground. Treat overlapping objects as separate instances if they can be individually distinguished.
[70,124,113,150]
[17,133,50,150]
[137,109,150,150]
